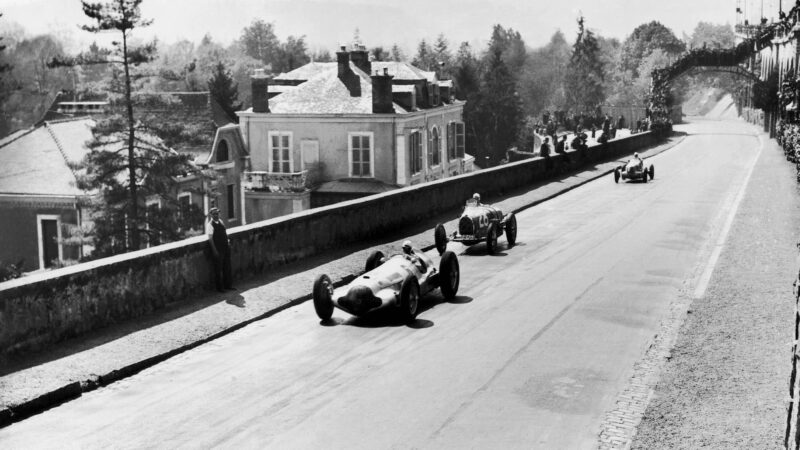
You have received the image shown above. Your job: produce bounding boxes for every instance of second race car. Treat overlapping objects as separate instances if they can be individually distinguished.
[434,193,517,255]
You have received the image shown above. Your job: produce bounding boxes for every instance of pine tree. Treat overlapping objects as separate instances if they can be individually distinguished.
[208,61,242,123]
[390,44,405,62]
[51,0,213,255]
[452,42,479,100]
[463,48,522,166]
[412,39,434,70]
[564,16,606,113]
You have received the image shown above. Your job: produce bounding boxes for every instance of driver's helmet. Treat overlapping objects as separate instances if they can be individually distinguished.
[634,152,640,158]
[472,193,481,203]
[402,240,413,254]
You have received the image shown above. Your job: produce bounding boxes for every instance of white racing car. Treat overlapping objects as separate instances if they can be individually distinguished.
[312,247,460,322]
[614,155,654,183]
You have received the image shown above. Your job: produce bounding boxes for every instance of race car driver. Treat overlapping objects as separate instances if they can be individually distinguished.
[402,240,428,272]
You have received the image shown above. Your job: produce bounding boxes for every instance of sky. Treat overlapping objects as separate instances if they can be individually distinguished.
[0,0,785,54]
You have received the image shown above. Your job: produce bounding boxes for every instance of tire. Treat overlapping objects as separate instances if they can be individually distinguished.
[434,223,448,255]
[312,274,334,321]
[649,165,655,180]
[365,250,385,272]
[399,275,420,322]
[641,171,648,183]
[486,223,498,254]
[439,250,460,299]
[505,214,517,247]
[614,169,620,183]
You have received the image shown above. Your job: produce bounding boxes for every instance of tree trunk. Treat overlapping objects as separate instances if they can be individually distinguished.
[122,29,140,251]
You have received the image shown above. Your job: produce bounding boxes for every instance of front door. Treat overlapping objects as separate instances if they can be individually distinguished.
[41,219,59,268]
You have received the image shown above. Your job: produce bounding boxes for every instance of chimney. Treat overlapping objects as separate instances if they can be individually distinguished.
[371,67,394,114]
[350,44,371,75]
[337,45,361,97]
[251,69,270,113]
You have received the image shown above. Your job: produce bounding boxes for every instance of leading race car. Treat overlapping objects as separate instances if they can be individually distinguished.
[312,244,460,323]
[434,194,517,255]
[614,153,654,183]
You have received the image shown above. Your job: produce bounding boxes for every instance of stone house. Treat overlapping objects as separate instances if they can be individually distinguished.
[237,44,472,223]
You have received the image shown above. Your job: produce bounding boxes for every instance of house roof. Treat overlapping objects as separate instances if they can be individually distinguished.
[0,117,94,197]
[268,62,411,114]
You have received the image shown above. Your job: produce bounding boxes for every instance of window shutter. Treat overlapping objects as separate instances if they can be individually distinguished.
[456,122,465,158]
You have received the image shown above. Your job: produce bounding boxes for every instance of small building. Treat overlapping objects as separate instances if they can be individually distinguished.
[237,44,472,223]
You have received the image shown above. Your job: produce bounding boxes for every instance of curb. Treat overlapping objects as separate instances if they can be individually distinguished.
[0,133,686,429]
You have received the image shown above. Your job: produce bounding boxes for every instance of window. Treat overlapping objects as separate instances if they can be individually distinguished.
[429,126,440,167]
[450,121,465,158]
[216,139,229,162]
[349,132,373,177]
[269,132,292,173]
[226,184,235,219]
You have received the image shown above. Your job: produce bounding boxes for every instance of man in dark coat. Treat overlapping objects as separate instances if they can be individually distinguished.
[206,207,234,292]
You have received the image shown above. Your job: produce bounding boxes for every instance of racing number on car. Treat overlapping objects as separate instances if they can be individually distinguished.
[477,215,489,228]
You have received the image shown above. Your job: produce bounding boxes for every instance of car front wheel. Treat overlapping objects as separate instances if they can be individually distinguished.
[434,223,448,255]
[486,223,498,254]
[399,275,420,322]
[312,274,334,321]
[439,250,460,299]
[505,214,517,247]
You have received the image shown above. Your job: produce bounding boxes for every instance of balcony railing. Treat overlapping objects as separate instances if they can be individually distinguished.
[242,170,309,193]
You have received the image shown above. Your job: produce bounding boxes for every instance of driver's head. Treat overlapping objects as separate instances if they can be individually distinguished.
[472,193,481,203]
[634,152,640,158]
[402,240,413,254]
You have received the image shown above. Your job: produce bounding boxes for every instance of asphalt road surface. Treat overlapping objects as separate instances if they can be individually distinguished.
[0,118,762,449]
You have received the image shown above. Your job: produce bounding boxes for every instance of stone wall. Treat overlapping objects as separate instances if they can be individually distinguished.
[0,131,659,357]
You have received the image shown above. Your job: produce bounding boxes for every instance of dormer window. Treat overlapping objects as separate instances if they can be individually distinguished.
[217,139,229,162]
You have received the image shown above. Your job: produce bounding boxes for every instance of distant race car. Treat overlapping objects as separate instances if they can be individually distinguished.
[434,196,517,255]
[312,248,460,323]
[614,156,654,183]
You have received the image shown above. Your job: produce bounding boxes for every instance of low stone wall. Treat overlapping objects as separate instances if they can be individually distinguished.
[0,131,660,357]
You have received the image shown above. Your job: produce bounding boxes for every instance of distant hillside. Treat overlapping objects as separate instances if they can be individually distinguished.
[682,88,737,119]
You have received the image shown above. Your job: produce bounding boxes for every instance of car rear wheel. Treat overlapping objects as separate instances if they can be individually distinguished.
[365,250,385,272]
[642,171,648,183]
[434,223,448,255]
[505,214,517,247]
[649,165,655,180]
[312,274,334,321]
[614,169,620,183]
[486,223,498,254]
[439,250,460,299]
[399,275,420,322]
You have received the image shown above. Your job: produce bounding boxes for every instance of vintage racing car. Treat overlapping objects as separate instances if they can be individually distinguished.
[434,196,517,255]
[614,155,654,183]
[312,248,460,322]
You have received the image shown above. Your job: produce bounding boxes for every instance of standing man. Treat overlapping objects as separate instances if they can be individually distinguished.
[206,207,234,292]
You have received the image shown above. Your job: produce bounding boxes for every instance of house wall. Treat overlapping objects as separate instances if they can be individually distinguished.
[0,199,79,272]
[246,191,311,223]
[0,131,660,357]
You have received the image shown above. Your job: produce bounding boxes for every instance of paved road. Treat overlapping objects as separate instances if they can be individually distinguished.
[0,119,761,449]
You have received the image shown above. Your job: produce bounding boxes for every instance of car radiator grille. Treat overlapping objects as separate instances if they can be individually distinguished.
[458,216,474,236]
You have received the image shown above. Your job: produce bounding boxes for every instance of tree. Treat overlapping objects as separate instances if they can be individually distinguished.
[689,22,735,50]
[486,25,527,77]
[51,0,211,254]
[620,21,685,78]
[0,13,10,80]
[370,46,389,62]
[463,48,522,166]
[412,39,435,70]
[452,41,480,100]
[564,16,606,113]
[239,19,280,68]
[390,44,405,62]
[433,34,452,74]
[519,30,571,116]
[208,61,242,123]
[275,35,309,73]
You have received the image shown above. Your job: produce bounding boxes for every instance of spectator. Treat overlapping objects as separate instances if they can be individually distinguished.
[617,114,625,130]
[206,207,234,292]
[556,134,570,163]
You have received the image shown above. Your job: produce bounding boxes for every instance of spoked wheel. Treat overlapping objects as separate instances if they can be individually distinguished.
[505,214,517,247]
[614,169,620,184]
[641,171,648,183]
[434,223,448,255]
[486,223,498,254]
[399,275,420,322]
[649,165,655,180]
[312,274,334,321]
[439,250,460,299]
[365,250,385,272]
